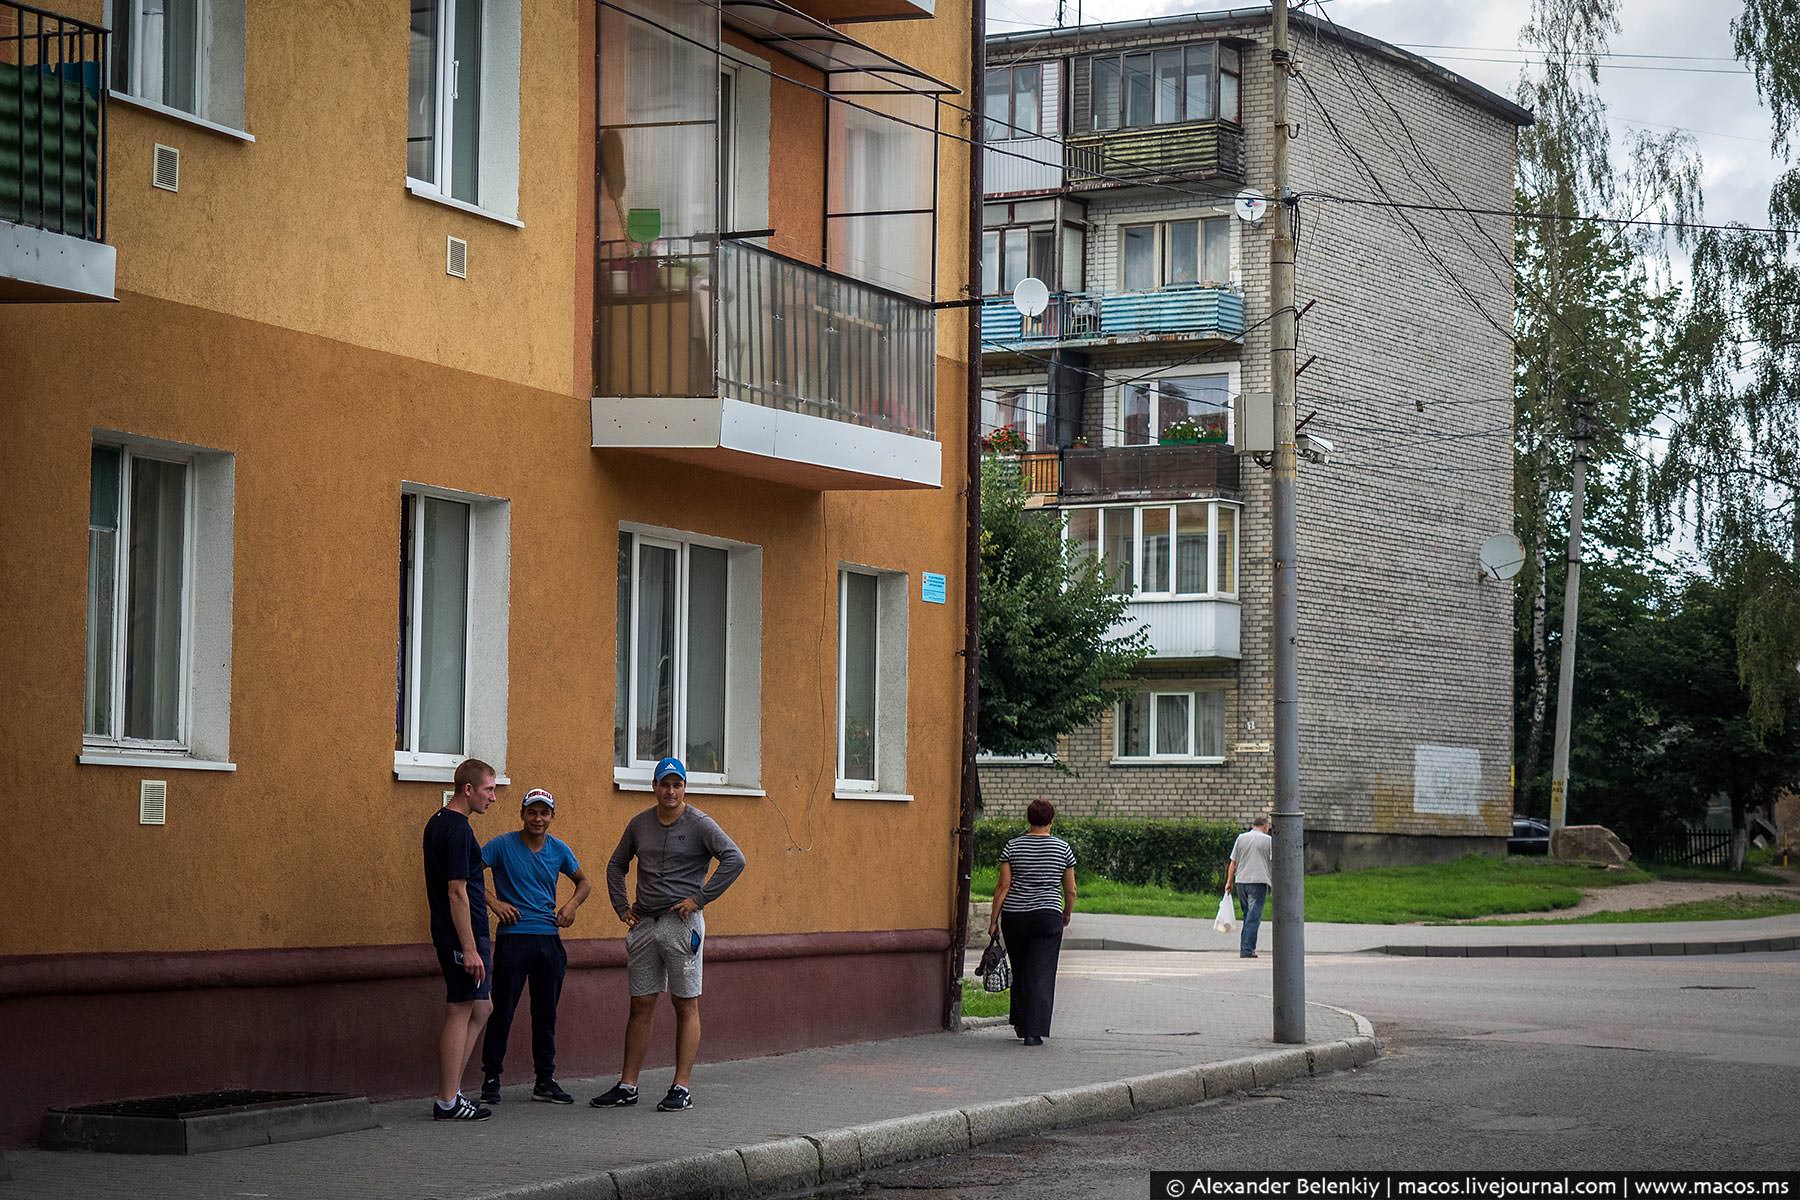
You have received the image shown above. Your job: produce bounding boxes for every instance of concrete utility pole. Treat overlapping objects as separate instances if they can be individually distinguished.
[1268,0,1306,1045]
[1548,401,1590,853]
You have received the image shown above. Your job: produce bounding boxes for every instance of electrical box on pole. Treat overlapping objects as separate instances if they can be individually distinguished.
[1236,392,1275,454]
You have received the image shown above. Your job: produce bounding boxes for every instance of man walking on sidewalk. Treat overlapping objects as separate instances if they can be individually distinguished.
[591,757,746,1113]
[1224,815,1273,959]
[423,758,499,1121]
[478,788,592,1106]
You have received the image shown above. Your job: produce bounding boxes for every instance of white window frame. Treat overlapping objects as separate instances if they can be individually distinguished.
[1112,689,1227,764]
[107,0,250,136]
[405,0,522,223]
[1064,500,1241,600]
[394,483,510,782]
[834,564,910,800]
[81,434,236,771]
[1109,361,1240,449]
[615,524,763,792]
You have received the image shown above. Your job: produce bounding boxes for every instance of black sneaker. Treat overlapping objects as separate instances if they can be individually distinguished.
[589,1082,639,1108]
[532,1080,574,1104]
[433,1095,492,1121]
[656,1085,692,1112]
[479,1076,503,1104]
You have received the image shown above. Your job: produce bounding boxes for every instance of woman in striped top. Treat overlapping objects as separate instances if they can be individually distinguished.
[986,798,1077,1046]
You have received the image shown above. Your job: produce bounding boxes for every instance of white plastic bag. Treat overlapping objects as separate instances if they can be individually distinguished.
[1213,890,1235,934]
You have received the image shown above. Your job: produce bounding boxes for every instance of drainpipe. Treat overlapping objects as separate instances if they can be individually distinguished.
[947,0,986,1030]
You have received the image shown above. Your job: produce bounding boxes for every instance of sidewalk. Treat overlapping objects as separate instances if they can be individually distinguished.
[1063,911,1800,956]
[1,958,1375,1200]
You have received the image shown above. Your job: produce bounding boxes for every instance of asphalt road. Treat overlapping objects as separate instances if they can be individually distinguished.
[787,950,1800,1198]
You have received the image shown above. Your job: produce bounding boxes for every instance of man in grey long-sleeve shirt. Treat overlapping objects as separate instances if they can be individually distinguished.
[589,756,746,1113]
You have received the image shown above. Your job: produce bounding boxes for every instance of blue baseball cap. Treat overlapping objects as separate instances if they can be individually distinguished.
[653,757,687,782]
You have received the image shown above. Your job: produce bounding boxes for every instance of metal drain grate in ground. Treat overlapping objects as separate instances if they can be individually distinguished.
[43,1090,376,1154]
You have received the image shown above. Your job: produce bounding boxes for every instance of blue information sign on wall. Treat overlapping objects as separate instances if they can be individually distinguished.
[921,572,947,604]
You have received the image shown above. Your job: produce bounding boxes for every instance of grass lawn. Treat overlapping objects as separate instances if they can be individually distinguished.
[1471,892,1800,925]
[973,857,1676,924]
[961,977,1010,1018]
[1641,862,1790,885]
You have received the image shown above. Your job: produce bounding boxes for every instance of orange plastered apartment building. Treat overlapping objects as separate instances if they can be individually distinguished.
[0,0,976,1144]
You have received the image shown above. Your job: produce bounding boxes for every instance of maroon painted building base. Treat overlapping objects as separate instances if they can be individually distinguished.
[0,929,949,1148]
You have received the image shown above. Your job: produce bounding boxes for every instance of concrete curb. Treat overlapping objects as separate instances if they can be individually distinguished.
[1378,934,1800,958]
[470,1032,1381,1200]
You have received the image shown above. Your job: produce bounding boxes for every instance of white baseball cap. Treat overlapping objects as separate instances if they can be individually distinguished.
[521,788,555,810]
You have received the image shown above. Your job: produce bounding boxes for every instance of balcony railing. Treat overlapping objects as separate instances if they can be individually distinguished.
[596,236,935,440]
[1065,121,1244,191]
[1017,450,1060,496]
[1061,443,1240,499]
[1,1,106,242]
[982,286,1244,349]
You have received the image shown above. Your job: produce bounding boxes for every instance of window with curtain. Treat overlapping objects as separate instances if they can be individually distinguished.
[1122,218,1231,290]
[838,570,879,785]
[397,494,472,758]
[600,0,717,241]
[408,0,485,204]
[615,531,739,781]
[981,224,1055,296]
[1115,689,1226,760]
[85,445,188,746]
[980,387,1053,451]
[1087,42,1239,131]
[1117,371,1232,446]
[110,0,247,128]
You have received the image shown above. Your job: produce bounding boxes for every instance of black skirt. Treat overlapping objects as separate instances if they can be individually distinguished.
[999,907,1064,1038]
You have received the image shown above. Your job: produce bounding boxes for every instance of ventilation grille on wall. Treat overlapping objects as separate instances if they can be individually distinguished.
[139,780,168,825]
[446,236,468,278]
[152,144,180,192]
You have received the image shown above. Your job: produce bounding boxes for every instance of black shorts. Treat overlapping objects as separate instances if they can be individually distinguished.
[435,939,493,1003]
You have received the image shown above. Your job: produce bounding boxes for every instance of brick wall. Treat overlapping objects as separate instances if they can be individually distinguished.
[980,16,1517,846]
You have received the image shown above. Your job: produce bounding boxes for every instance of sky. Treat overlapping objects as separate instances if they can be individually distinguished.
[982,0,1786,230]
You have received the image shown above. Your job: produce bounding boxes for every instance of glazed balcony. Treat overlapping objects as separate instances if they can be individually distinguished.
[0,1,114,302]
[981,286,1243,351]
[592,237,938,490]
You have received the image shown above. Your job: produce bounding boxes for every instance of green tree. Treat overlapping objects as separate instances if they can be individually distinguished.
[977,455,1148,760]
[1550,559,1800,851]
[1511,0,1699,791]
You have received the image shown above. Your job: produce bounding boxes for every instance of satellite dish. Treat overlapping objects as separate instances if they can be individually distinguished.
[1478,533,1526,582]
[1012,276,1050,318]
[1234,189,1268,223]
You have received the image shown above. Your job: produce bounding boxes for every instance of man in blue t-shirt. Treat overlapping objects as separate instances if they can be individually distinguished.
[478,788,592,1105]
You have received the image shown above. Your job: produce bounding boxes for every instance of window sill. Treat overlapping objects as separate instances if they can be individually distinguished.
[976,754,1055,765]
[1126,594,1241,604]
[613,774,766,798]
[833,788,914,802]
[394,763,513,785]
[108,91,255,142]
[79,751,236,772]
[405,179,524,229]
[1109,757,1226,767]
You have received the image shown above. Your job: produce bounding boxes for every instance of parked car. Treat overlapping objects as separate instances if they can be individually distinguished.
[1509,816,1550,855]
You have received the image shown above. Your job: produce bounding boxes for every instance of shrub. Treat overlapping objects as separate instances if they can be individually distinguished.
[974,817,1239,895]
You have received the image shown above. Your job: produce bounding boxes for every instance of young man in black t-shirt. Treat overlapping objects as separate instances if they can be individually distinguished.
[422,757,499,1121]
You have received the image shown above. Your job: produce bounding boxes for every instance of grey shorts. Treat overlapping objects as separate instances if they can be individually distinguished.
[625,911,704,998]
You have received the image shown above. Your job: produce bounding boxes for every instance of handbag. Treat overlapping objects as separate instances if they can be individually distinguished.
[975,933,1011,992]
[1213,890,1236,934]
[975,932,1005,977]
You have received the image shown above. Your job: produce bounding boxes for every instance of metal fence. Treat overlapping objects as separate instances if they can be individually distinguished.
[0,0,107,240]
[718,240,934,439]
[1640,829,1733,867]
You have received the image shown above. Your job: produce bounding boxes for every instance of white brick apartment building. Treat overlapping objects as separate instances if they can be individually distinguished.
[976,7,1531,869]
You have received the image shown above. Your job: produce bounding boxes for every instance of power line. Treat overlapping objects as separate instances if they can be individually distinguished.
[1301,192,1800,238]
[1392,43,1743,63]
[1419,54,1750,76]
